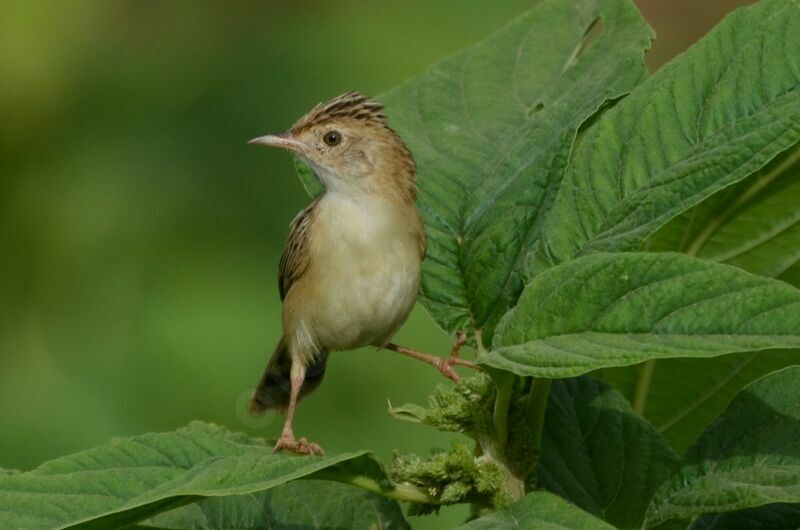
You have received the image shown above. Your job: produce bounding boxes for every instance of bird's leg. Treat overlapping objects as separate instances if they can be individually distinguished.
[385,332,481,384]
[273,362,324,456]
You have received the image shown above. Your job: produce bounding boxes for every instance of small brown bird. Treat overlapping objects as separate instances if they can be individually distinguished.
[248,91,475,455]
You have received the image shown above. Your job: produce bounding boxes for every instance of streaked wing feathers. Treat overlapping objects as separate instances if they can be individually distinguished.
[278,197,320,300]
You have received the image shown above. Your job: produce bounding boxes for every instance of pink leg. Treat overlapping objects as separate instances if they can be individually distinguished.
[273,362,324,456]
[385,332,481,384]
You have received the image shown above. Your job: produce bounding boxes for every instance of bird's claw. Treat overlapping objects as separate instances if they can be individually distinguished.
[436,356,461,384]
[436,331,472,383]
[273,433,325,456]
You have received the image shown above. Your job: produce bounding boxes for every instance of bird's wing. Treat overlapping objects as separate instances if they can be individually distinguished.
[278,197,321,301]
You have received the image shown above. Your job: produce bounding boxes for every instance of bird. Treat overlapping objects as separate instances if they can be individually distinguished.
[248,91,477,456]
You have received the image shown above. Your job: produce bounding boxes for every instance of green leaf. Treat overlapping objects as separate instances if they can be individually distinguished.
[487,252,800,377]
[603,350,800,454]
[137,480,409,530]
[294,158,323,198]
[648,147,800,279]
[456,491,617,530]
[689,503,800,530]
[539,376,679,530]
[646,366,800,526]
[528,0,800,278]
[603,150,800,452]
[0,422,401,530]
[655,522,692,530]
[374,0,653,341]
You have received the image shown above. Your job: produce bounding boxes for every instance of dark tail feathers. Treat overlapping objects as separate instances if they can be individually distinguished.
[249,336,328,414]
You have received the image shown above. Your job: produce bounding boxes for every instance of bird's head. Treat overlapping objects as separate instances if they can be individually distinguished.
[250,91,416,201]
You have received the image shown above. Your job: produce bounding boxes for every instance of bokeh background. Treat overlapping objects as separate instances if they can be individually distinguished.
[0,1,753,527]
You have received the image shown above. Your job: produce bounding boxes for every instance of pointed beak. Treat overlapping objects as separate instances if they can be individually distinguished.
[248,132,308,154]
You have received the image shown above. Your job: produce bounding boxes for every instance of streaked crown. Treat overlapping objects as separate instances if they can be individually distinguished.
[291,91,388,134]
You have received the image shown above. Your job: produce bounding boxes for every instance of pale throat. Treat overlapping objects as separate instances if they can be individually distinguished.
[305,156,414,204]
[316,187,411,242]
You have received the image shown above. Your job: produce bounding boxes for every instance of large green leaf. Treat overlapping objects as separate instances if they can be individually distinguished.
[137,480,409,530]
[527,0,800,279]
[646,366,800,526]
[370,0,653,342]
[689,503,800,530]
[486,252,800,377]
[648,148,800,278]
[603,350,800,454]
[539,376,679,530]
[457,491,616,530]
[0,422,401,530]
[603,151,800,451]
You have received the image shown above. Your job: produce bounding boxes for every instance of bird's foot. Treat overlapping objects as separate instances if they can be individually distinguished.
[272,432,324,456]
[439,332,482,383]
[385,331,482,385]
[435,356,461,383]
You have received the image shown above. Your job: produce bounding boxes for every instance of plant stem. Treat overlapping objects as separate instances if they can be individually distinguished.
[485,371,527,504]
[633,359,656,415]
[526,377,552,489]
[492,372,514,453]
[474,328,487,356]
[315,469,438,505]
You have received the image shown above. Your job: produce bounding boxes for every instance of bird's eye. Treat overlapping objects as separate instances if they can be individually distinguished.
[323,131,342,146]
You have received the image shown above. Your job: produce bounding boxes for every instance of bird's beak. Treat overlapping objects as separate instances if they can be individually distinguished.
[248,132,307,154]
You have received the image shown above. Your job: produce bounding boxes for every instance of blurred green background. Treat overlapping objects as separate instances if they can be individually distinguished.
[0,0,751,527]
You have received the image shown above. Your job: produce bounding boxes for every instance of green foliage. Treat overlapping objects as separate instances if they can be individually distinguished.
[526,0,800,276]
[487,252,800,377]
[389,374,495,436]
[389,375,538,512]
[647,367,800,527]
[604,151,800,452]
[646,149,800,280]
[539,377,680,530]
[382,0,653,341]
[389,442,506,515]
[3,0,800,529]
[688,504,800,530]
[0,423,403,530]
[137,480,409,530]
[457,491,617,530]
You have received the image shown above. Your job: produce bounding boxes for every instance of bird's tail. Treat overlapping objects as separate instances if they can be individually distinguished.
[249,336,328,414]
